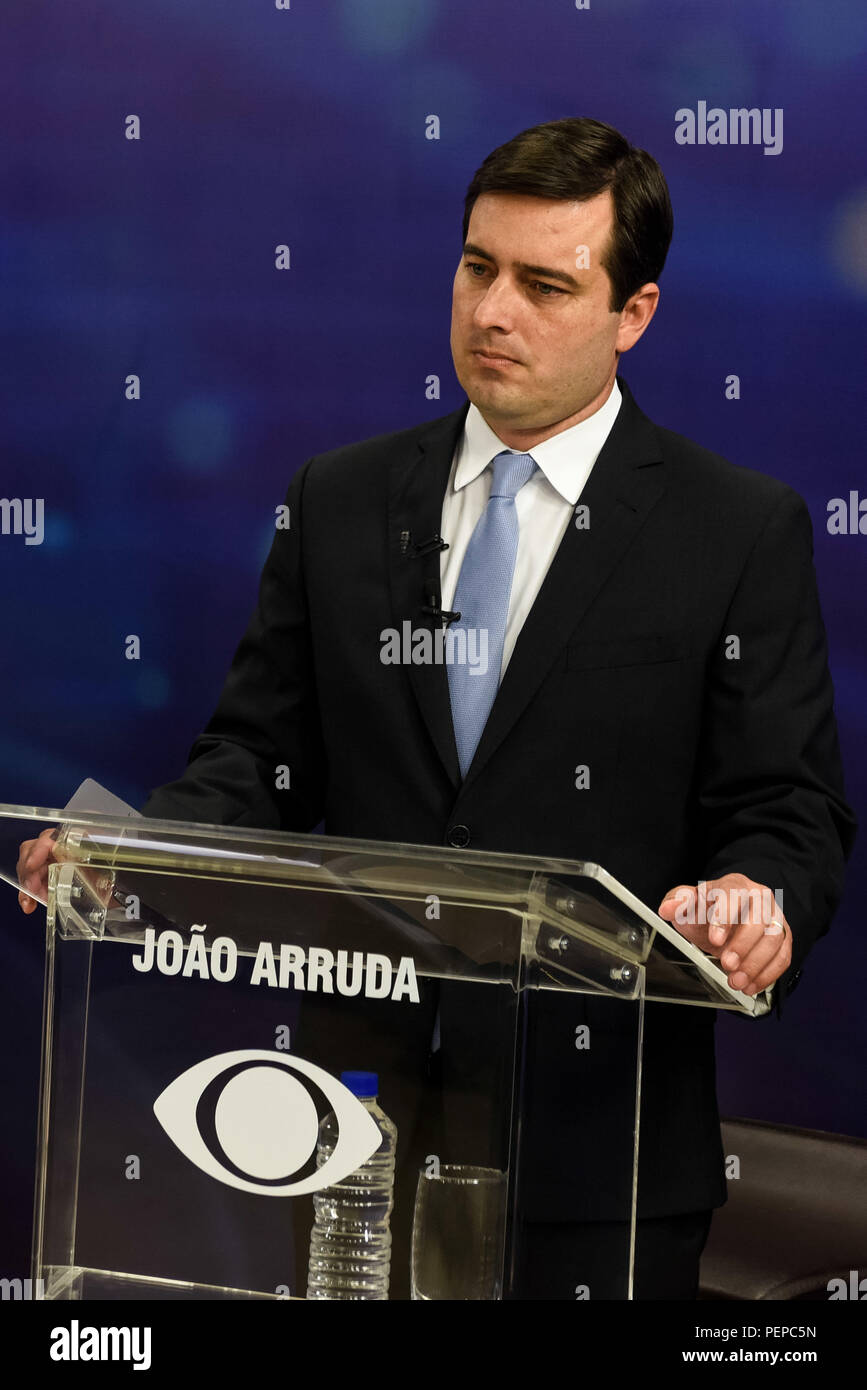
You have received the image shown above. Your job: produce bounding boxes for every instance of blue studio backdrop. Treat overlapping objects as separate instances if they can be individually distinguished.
[2,0,865,1273]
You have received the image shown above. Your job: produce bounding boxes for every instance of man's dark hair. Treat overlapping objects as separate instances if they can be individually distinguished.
[462,117,673,313]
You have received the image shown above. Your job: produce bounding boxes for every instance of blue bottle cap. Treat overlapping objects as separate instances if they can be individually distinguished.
[340,1070,378,1098]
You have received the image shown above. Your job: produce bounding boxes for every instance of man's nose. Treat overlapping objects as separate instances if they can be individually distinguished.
[472,276,520,330]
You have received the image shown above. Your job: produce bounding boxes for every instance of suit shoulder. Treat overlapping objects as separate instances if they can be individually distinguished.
[301,405,467,491]
[655,421,806,517]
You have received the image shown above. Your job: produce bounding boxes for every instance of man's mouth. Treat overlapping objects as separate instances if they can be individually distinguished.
[472,349,522,367]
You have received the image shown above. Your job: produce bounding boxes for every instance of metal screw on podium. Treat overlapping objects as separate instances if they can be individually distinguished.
[610,965,635,986]
[618,927,643,951]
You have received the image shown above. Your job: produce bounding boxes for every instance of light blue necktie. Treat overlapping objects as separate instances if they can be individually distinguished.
[447,449,538,778]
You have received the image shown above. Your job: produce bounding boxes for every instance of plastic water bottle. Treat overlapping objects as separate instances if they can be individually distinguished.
[306,1071,398,1300]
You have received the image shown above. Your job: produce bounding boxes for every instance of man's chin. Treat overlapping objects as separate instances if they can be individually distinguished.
[455,361,541,420]
[460,371,516,405]
[467,387,531,422]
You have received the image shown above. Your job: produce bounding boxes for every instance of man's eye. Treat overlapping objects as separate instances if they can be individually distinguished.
[532,281,564,297]
[463,264,564,296]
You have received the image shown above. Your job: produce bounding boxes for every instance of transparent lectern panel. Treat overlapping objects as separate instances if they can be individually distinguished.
[1,803,758,1301]
[36,857,524,1300]
[1,804,767,1011]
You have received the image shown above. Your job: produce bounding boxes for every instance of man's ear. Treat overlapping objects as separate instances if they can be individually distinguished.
[615,283,659,354]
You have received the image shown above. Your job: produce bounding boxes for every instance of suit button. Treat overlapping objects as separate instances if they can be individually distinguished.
[447,824,471,848]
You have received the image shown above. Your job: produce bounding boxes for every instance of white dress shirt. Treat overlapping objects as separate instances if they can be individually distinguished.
[440,379,622,681]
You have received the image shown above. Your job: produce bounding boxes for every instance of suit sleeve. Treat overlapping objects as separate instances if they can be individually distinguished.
[141,456,328,833]
[697,488,857,1014]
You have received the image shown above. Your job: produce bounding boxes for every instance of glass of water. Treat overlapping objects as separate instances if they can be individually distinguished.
[410,1165,508,1300]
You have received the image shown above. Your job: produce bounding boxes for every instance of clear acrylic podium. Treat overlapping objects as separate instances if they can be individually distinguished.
[0,805,765,1301]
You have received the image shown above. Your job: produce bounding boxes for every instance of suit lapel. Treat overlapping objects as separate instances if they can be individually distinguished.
[385,377,667,795]
[463,377,667,788]
[386,403,469,789]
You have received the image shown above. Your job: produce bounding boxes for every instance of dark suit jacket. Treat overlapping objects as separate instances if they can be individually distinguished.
[142,374,856,1222]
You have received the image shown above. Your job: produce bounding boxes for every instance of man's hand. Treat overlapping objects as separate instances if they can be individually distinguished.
[16,826,59,913]
[17,827,116,917]
[658,873,792,997]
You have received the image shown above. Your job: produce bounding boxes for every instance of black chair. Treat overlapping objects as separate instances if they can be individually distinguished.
[699,1118,867,1300]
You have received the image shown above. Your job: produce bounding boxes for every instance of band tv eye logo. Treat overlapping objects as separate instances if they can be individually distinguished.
[154,1051,382,1195]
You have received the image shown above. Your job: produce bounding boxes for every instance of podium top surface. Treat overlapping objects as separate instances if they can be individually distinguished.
[0,803,769,1015]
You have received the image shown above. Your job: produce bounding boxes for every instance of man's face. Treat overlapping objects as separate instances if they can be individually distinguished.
[450,190,640,439]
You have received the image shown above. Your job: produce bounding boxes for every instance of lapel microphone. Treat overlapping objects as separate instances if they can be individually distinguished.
[422,593,461,627]
[399,530,449,558]
[398,531,460,626]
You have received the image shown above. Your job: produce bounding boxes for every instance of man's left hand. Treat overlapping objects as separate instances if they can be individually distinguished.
[658,873,792,997]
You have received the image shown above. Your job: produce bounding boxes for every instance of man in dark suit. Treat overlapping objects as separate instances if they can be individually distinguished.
[17,118,856,1297]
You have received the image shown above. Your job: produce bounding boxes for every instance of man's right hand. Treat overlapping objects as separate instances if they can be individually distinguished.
[16,827,58,914]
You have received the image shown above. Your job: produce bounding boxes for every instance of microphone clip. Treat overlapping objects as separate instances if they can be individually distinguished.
[400,531,450,559]
[422,594,461,628]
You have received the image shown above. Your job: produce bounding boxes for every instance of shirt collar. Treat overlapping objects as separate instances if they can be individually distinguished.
[453,378,622,505]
